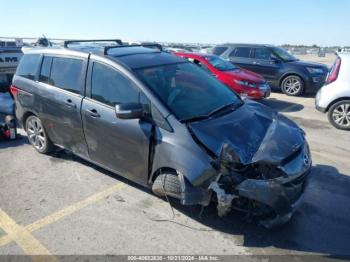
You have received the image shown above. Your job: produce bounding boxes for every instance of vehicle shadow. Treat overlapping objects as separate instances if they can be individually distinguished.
[171,164,350,257]
[48,149,350,257]
[0,135,28,149]
[260,98,304,113]
[270,88,316,98]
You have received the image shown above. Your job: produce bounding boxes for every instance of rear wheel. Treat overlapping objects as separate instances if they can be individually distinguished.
[281,75,304,96]
[328,100,350,130]
[25,115,53,153]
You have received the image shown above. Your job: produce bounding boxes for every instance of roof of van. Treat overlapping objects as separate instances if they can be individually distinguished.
[24,46,185,70]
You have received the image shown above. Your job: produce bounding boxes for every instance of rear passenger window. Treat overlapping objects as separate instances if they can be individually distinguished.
[39,56,52,83]
[16,54,41,80]
[50,57,83,94]
[91,62,139,106]
[230,47,252,58]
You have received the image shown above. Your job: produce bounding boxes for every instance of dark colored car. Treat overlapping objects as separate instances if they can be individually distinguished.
[11,41,311,227]
[175,52,270,100]
[213,44,329,96]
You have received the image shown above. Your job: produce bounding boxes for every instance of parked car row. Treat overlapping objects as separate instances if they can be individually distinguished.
[11,41,312,228]
[213,44,329,96]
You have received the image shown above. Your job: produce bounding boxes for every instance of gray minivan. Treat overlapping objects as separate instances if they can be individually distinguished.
[11,41,311,227]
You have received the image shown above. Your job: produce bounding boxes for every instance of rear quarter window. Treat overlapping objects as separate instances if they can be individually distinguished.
[16,54,41,80]
[212,47,228,56]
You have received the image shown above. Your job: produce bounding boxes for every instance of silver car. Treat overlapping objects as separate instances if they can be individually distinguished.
[316,53,350,130]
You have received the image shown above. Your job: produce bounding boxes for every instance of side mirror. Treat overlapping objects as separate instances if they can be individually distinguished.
[271,57,281,64]
[115,103,144,120]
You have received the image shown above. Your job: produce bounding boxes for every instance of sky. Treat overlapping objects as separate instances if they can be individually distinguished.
[1,0,349,46]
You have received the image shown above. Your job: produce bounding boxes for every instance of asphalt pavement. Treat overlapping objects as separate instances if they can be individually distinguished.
[0,92,349,260]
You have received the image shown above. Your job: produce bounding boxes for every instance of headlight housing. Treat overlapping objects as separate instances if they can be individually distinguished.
[234,80,257,88]
[306,67,324,74]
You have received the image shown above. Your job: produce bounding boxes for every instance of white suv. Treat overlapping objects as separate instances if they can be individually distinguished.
[316,53,350,130]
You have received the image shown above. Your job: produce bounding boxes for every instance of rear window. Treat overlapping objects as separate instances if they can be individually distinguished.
[230,47,252,58]
[50,57,83,94]
[16,54,41,80]
[212,47,228,56]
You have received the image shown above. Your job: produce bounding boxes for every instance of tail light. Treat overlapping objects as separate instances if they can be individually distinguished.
[9,84,20,96]
[326,57,341,84]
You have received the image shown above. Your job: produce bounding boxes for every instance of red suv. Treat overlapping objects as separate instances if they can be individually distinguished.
[175,53,270,99]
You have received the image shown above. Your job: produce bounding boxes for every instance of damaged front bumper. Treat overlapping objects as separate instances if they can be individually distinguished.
[205,141,311,228]
[209,170,309,228]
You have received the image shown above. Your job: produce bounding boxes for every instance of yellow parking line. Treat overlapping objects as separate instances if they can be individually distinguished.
[26,182,125,232]
[0,208,56,261]
[0,182,125,249]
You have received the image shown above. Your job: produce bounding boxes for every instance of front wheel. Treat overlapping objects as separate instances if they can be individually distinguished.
[25,115,53,153]
[281,75,304,96]
[152,173,182,199]
[328,100,350,130]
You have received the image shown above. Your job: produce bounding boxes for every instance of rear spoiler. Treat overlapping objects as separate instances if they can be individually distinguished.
[104,44,163,55]
[64,39,123,48]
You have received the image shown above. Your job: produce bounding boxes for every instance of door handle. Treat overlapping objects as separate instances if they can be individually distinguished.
[64,99,77,108]
[86,109,100,118]
[252,61,259,65]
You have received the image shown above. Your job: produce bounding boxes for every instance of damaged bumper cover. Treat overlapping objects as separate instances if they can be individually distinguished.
[236,171,309,228]
[208,170,310,228]
[205,141,311,228]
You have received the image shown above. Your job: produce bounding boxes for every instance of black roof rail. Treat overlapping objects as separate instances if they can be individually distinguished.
[64,39,123,48]
[104,44,163,55]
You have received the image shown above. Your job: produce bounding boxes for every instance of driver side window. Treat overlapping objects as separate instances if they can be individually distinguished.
[91,62,139,107]
[254,48,273,60]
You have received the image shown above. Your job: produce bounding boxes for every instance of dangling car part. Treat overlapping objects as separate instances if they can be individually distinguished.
[0,115,17,141]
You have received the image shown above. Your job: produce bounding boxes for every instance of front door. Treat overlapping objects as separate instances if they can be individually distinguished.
[251,47,280,85]
[82,61,152,185]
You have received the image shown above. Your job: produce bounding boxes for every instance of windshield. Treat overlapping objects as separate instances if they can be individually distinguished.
[272,47,298,62]
[206,56,238,71]
[136,62,241,121]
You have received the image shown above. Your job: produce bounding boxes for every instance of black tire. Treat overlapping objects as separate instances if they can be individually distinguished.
[152,173,182,199]
[25,115,54,154]
[327,100,350,130]
[281,75,304,96]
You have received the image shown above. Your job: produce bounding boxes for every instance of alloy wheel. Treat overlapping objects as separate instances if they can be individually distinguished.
[283,77,302,95]
[27,117,46,151]
[332,103,350,128]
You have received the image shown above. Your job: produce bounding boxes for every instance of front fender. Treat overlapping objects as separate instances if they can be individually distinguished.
[150,115,216,188]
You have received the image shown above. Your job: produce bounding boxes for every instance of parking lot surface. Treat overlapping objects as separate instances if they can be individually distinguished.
[0,92,350,258]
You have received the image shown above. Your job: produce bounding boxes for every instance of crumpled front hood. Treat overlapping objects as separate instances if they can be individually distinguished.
[189,100,304,165]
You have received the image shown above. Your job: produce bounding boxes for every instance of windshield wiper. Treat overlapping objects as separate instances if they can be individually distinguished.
[208,101,242,117]
[181,101,243,123]
[180,115,210,123]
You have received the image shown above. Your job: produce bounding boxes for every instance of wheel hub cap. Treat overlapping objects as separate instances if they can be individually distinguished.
[285,78,301,95]
[27,118,46,150]
[333,104,350,127]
